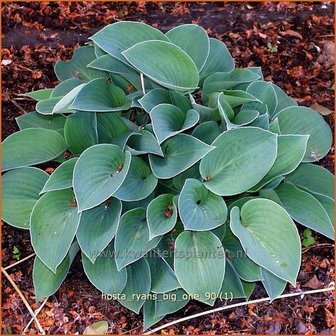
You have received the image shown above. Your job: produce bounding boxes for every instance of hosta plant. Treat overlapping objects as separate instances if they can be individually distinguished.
[2,22,334,330]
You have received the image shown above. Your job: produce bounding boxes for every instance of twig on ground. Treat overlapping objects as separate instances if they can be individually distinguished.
[144,285,335,335]
[22,297,49,334]
[1,267,45,334]
[10,98,27,114]
[302,243,334,254]
[4,253,36,270]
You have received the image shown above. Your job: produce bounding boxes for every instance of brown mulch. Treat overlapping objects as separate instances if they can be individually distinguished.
[1,1,335,334]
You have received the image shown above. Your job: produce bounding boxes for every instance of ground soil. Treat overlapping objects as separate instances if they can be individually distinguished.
[1,1,335,334]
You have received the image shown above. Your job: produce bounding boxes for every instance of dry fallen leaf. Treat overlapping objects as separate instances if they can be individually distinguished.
[310,102,333,115]
[279,30,303,39]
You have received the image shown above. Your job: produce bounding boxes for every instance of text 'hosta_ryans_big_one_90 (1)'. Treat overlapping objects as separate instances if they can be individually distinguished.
[2,21,334,330]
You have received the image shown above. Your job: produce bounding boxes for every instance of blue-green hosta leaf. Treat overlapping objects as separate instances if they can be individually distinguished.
[147,194,177,240]
[200,127,277,196]
[245,81,278,117]
[174,231,225,305]
[24,88,53,101]
[90,21,169,62]
[172,163,201,191]
[33,241,79,300]
[115,208,161,270]
[269,117,281,134]
[126,130,164,157]
[202,69,260,96]
[138,88,171,113]
[221,90,260,109]
[121,192,155,214]
[76,198,122,263]
[219,261,247,300]
[212,224,227,241]
[249,113,270,130]
[178,178,227,231]
[310,193,334,224]
[272,84,297,114]
[30,189,81,272]
[275,183,334,239]
[242,281,256,300]
[55,46,107,81]
[73,144,131,212]
[147,253,180,293]
[71,78,131,112]
[232,110,259,126]
[143,300,165,331]
[151,104,199,144]
[41,158,77,193]
[94,44,106,58]
[192,121,222,145]
[149,134,214,179]
[222,228,262,282]
[36,97,64,115]
[82,243,127,294]
[261,268,287,301]
[88,54,138,76]
[155,289,189,318]
[276,106,332,162]
[122,40,199,92]
[259,188,283,205]
[64,112,98,155]
[2,167,48,229]
[114,156,158,202]
[250,134,309,191]
[166,24,210,72]
[119,258,151,313]
[169,90,192,112]
[16,112,66,134]
[199,38,235,80]
[230,199,301,285]
[51,78,87,98]
[285,163,334,199]
[2,128,67,172]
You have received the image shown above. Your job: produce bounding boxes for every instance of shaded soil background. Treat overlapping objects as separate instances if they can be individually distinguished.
[1,1,335,334]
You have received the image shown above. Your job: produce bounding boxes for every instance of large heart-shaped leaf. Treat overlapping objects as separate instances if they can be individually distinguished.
[90,21,169,62]
[126,130,164,157]
[122,40,199,91]
[147,253,180,293]
[245,81,278,117]
[41,158,77,193]
[178,178,227,231]
[202,69,260,96]
[147,194,178,240]
[219,261,247,300]
[149,134,214,179]
[272,84,297,114]
[261,268,287,301]
[143,300,165,331]
[114,156,158,202]
[16,112,66,134]
[73,144,131,212]
[250,134,309,191]
[24,88,53,101]
[276,106,332,162]
[72,78,131,112]
[199,38,235,79]
[166,24,210,71]
[155,289,189,317]
[192,121,222,145]
[82,243,127,294]
[76,198,122,263]
[174,231,225,305]
[55,46,107,81]
[2,167,48,229]
[200,127,277,196]
[275,183,334,239]
[2,128,67,172]
[138,88,171,113]
[230,199,301,284]
[64,112,98,155]
[222,228,262,282]
[30,189,81,272]
[118,258,151,313]
[151,104,199,143]
[33,241,79,300]
[115,208,161,270]
[285,163,334,199]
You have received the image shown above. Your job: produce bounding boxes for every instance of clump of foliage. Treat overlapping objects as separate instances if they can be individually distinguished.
[2,22,334,330]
